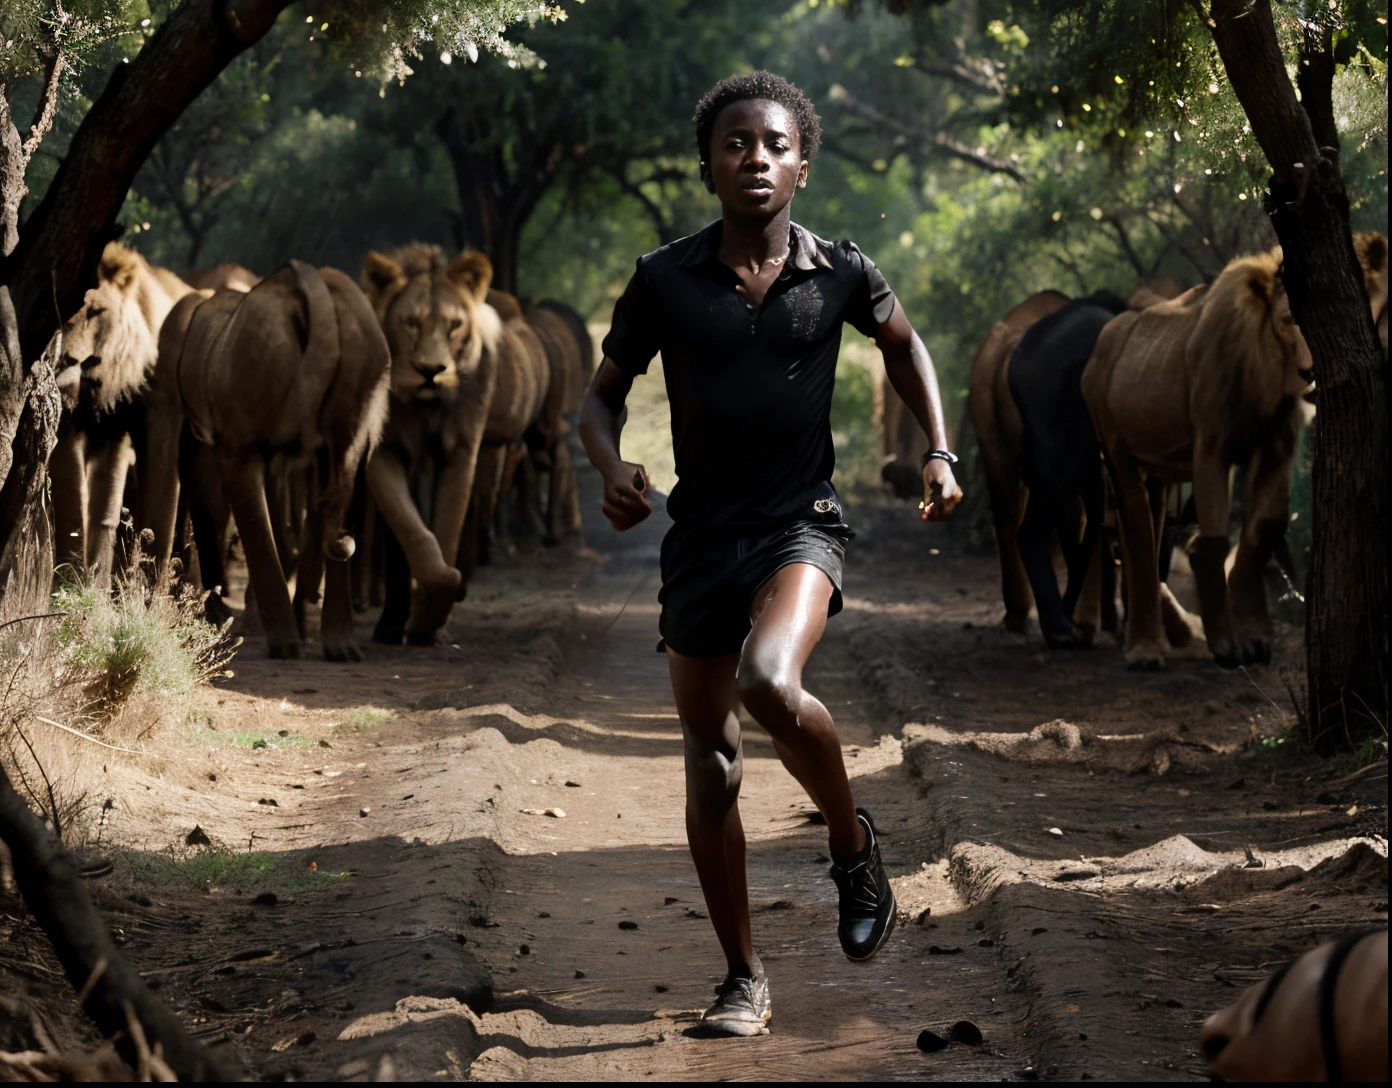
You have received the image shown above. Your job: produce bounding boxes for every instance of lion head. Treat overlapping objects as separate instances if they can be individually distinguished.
[59,242,186,413]
[1355,231,1388,350]
[1210,248,1312,414]
[361,245,498,403]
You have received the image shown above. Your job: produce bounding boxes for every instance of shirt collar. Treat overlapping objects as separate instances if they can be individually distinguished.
[679,219,833,272]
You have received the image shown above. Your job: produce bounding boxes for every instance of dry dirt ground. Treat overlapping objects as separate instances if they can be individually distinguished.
[2,459,1386,1082]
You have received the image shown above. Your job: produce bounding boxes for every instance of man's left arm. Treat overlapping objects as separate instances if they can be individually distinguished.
[873,299,964,522]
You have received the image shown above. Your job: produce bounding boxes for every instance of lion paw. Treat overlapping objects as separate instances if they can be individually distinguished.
[268,636,307,660]
[323,637,365,663]
[406,567,462,641]
[1125,640,1166,670]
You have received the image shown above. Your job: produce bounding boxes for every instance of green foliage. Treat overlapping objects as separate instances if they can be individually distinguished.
[0,0,132,83]
[51,572,220,705]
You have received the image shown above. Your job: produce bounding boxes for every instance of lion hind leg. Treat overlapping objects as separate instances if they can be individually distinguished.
[222,452,303,659]
[1227,445,1292,665]
[1111,452,1166,669]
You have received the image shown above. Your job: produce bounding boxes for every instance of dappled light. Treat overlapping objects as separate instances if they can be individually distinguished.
[0,0,1385,1081]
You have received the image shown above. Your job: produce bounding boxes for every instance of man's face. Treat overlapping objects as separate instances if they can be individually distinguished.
[705,98,807,216]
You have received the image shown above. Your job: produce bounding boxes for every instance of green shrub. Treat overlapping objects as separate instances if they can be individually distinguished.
[51,568,234,713]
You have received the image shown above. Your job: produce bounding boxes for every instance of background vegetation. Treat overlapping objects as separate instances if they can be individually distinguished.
[12,1,1384,510]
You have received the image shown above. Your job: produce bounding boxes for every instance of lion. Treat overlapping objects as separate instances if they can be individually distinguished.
[53,243,195,584]
[520,299,588,544]
[1082,248,1312,669]
[461,287,552,575]
[966,290,1071,632]
[359,244,502,645]
[1355,231,1388,350]
[145,262,390,660]
[188,263,259,293]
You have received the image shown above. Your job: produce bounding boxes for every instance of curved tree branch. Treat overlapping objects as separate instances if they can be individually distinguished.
[5,0,297,363]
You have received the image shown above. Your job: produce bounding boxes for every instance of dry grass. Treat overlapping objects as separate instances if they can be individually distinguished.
[0,542,236,845]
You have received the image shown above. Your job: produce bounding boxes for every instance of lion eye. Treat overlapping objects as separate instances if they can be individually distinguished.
[88,305,105,318]
[448,318,463,334]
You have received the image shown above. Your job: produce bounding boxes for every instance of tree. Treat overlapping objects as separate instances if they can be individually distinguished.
[0,0,127,594]
[1201,0,1387,750]
[433,0,759,293]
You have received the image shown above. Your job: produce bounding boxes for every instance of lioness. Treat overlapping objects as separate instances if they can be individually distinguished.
[146,262,390,660]
[966,290,1071,631]
[1082,249,1310,669]
[54,243,195,584]
[360,244,501,645]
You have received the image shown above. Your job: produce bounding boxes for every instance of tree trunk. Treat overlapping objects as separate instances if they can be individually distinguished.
[437,85,560,296]
[0,0,295,578]
[1207,0,1388,750]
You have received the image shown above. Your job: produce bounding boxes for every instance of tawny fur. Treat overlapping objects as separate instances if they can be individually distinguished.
[1355,231,1388,349]
[60,242,193,413]
[359,244,507,642]
[965,290,1079,629]
[53,244,197,582]
[145,263,391,661]
[1082,247,1312,669]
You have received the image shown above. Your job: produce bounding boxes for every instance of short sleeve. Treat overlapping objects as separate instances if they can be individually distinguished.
[841,242,898,339]
[600,259,661,377]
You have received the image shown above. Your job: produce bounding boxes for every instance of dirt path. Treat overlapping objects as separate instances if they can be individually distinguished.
[3,458,1385,1082]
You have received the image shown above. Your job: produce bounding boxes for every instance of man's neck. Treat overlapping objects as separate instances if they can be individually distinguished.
[717,205,793,273]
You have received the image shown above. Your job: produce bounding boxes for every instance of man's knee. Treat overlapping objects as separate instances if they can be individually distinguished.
[736,654,800,730]
[683,740,741,813]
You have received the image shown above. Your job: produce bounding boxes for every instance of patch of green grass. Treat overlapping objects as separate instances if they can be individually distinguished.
[340,706,395,732]
[192,726,312,750]
[124,849,350,891]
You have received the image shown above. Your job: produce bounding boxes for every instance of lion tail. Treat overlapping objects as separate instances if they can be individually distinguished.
[290,260,340,450]
[288,261,354,563]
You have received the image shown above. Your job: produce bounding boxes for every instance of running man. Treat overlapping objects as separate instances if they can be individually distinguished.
[579,71,962,1036]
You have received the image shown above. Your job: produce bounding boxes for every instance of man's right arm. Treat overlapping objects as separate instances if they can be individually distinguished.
[580,358,652,532]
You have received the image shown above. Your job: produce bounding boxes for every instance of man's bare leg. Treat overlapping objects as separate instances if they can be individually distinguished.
[738,563,865,863]
[667,649,758,980]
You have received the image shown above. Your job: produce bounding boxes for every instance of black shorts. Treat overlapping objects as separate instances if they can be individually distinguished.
[657,504,854,658]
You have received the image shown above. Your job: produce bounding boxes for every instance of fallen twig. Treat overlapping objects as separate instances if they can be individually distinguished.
[1325,759,1387,790]
[33,715,141,754]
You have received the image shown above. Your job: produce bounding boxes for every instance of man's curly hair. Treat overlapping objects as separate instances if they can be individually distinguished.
[693,71,823,165]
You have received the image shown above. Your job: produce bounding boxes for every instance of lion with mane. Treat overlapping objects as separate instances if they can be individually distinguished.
[54,242,195,583]
[1082,248,1312,669]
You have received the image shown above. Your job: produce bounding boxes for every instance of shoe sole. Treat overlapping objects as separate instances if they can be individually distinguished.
[844,894,898,962]
[698,995,772,1037]
[699,1009,772,1037]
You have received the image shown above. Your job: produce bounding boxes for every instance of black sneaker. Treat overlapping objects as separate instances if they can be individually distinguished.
[829,809,897,961]
[698,972,772,1036]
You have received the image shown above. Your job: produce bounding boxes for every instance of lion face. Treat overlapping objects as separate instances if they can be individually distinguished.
[58,244,160,413]
[363,247,494,403]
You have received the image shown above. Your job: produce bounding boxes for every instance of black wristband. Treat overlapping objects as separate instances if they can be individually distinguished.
[922,449,959,468]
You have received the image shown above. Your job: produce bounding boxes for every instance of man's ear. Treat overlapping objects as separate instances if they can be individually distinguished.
[700,160,716,194]
[797,159,809,189]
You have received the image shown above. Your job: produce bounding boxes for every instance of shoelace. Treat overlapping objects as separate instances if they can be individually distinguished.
[711,976,763,1013]
[832,860,883,916]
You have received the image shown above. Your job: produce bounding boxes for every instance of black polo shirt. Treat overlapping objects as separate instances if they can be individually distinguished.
[602,219,897,528]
